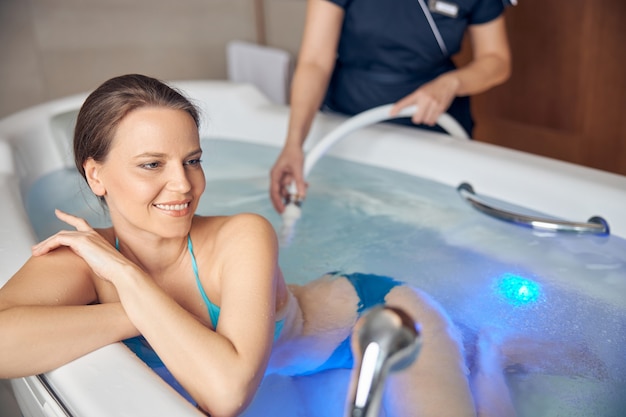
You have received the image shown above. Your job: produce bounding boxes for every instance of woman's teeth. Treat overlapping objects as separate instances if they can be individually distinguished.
[155,203,189,211]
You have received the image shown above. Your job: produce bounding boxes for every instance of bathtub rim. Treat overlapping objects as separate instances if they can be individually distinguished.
[2,80,625,240]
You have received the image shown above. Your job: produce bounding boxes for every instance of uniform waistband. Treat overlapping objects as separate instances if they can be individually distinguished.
[334,62,454,84]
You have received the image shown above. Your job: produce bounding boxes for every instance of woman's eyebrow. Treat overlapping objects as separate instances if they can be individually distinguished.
[186,148,203,157]
[132,148,202,159]
[133,152,166,159]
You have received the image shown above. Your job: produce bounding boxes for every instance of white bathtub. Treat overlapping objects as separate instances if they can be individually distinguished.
[1,81,626,417]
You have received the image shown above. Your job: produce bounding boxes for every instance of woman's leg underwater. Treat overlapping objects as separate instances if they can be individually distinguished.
[382,286,477,417]
[470,330,517,417]
[268,275,361,375]
[272,273,505,417]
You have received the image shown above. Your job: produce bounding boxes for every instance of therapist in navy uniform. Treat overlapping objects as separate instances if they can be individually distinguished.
[270,0,513,213]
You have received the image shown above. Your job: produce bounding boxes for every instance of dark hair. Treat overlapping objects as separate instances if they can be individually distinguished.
[73,74,200,180]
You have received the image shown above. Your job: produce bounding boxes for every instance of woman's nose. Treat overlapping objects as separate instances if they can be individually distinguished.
[167,166,192,192]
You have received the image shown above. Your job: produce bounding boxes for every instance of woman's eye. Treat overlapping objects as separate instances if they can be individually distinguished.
[185,158,203,167]
[141,162,160,169]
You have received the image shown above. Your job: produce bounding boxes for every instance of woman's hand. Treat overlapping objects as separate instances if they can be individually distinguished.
[390,74,461,126]
[31,209,130,283]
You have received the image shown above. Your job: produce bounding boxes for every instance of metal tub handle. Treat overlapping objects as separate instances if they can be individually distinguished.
[457,182,610,235]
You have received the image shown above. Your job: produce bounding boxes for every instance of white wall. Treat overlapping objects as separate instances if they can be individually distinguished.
[0,0,307,118]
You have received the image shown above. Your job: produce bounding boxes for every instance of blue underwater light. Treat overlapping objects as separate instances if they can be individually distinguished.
[496,273,541,306]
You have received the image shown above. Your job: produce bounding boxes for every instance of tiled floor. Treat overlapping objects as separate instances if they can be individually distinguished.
[0,379,21,417]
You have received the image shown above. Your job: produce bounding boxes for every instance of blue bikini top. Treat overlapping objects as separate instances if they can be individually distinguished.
[185,235,221,326]
[115,235,284,339]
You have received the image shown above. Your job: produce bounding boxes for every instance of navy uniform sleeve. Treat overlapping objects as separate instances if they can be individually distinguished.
[325,0,351,8]
[469,0,506,25]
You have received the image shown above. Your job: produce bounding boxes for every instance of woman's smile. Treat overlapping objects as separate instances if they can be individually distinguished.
[153,201,192,217]
[92,106,206,236]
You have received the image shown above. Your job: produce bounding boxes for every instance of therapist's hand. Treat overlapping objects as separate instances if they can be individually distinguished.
[269,145,308,213]
[390,73,461,126]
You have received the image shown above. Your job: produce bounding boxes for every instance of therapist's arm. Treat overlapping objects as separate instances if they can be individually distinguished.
[392,15,511,126]
[269,0,344,212]
[285,0,344,149]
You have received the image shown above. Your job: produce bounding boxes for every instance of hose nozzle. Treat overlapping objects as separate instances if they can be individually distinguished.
[346,306,422,417]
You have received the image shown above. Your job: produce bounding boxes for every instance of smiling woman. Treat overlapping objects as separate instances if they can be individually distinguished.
[81,106,205,233]
[0,74,278,417]
[0,74,518,417]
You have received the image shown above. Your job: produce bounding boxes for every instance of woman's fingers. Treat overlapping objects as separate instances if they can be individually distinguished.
[32,230,92,256]
[393,90,436,126]
[31,228,123,283]
[389,96,414,117]
[54,209,93,232]
[395,75,459,127]
[420,100,445,126]
[32,210,101,257]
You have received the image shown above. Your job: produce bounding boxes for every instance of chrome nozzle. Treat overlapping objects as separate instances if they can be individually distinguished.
[346,306,422,417]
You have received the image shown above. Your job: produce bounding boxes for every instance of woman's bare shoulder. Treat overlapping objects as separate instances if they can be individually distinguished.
[1,246,98,307]
[0,226,117,306]
[194,213,275,237]
[191,214,277,259]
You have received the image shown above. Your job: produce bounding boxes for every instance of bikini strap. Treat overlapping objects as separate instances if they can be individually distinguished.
[187,235,221,327]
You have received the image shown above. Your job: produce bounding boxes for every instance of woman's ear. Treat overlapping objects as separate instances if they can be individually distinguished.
[83,158,106,197]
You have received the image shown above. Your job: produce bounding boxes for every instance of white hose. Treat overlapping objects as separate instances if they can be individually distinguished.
[303,104,467,180]
[280,104,468,245]
[288,104,468,195]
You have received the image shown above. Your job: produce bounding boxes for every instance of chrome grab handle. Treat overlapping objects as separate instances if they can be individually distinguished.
[457,182,610,235]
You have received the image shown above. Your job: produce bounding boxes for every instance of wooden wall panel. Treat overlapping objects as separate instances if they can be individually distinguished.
[464,0,626,176]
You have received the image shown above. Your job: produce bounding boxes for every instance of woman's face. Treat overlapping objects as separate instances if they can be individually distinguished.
[89,106,206,239]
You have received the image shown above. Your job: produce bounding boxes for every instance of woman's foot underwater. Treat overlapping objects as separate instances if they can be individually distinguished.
[498,334,609,380]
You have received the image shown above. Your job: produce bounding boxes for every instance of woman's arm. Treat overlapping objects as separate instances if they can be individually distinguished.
[0,247,138,378]
[109,214,280,417]
[269,0,344,212]
[20,210,278,416]
[391,15,511,126]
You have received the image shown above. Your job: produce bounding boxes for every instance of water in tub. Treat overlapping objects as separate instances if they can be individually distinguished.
[25,139,626,416]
